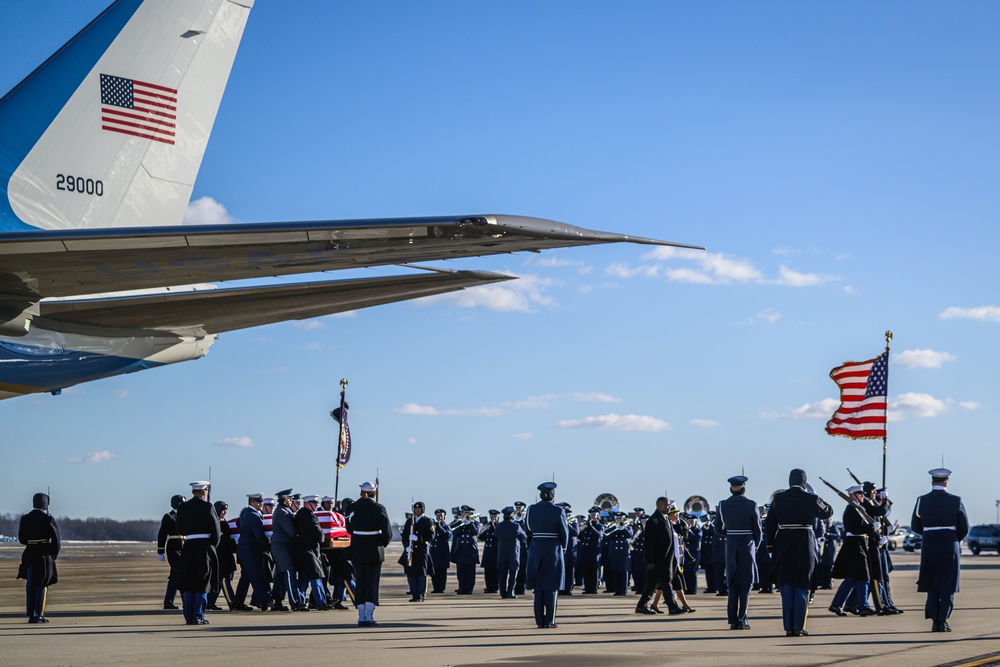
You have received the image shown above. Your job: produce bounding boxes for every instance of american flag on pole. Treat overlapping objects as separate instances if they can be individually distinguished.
[100,74,176,145]
[825,351,888,439]
[332,398,351,469]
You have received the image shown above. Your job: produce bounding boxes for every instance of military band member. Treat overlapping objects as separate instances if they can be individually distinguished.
[765,468,833,637]
[577,506,604,594]
[513,501,529,595]
[701,515,719,593]
[18,492,60,624]
[210,500,236,611]
[295,495,328,610]
[495,506,527,598]
[829,486,878,616]
[603,512,633,595]
[234,493,271,611]
[629,510,646,594]
[480,509,501,594]
[911,468,970,632]
[451,505,481,594]
[559,503,579,596]
[755,505,774,595]
[156,494,185,610]
[682,513,702,596]
[346,481,392,626]
[270,489,303,611]
[429,509,452,593]
[526,482,569,628]
[402,502,434,602]
[714,475,762,630]
[175,481,220,625]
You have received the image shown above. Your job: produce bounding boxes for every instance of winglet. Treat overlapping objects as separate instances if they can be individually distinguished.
[489,215,705,250]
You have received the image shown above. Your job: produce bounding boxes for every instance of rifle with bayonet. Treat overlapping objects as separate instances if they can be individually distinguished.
[818,477,875,525]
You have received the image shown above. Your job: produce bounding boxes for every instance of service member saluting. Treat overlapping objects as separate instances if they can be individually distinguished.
[525,482,569,629]
[346,480,392,627]
[911,468,970,632]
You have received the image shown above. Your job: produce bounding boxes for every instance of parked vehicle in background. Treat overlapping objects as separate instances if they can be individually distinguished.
[903,530,922,552]
[887,525,909,551]
[966,524,1000,555]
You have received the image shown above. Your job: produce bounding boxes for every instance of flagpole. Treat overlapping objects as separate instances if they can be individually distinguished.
[332,378,348,502]
[882,330,892,490]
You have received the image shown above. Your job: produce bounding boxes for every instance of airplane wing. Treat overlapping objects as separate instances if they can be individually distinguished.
[38,269,514,334]
[0,215,701,301]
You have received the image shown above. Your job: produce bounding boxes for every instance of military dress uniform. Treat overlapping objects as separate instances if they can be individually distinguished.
[577,509,604,594]
[213,502,238,610]
[818,521,840,589]
[17,493,60,623]
[701,519,717,593]
[765,469,833,637]
[156,495,185,609]
[714,476,762,630]
[630,517,646,594]
[683,519,702,595]
[495,508,527,598]
[603,517,633,595]
[294,498,328,609]
[270,493,303,610]
[175,483,221,625]
[525,483,569,628]
[514,502,529,595]
[234,496,271,609]
[830,487,878,615]
[450,510,481,594]
[911,469,970,631]
[429,511,452,593]
[479,511,500,593]
[346,482,392,626]
[401,506,434,601]
[560,505,579,595]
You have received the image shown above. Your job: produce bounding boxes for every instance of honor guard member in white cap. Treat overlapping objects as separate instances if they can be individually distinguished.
[495,506,527,598]
[829,485,878,616]
[714,475,762,630]
[233,493,271,611]
[175,481,221,625]
[156,495,185,610]
[526,482,569,628]
[295,495,329,609]
[450,505,481,594]
[513,501,529,595]
[765,469,833,637]
[480,510,501,594]
[911,468,970,632]
[401,502,434,602]
[346,481,392,626]
[429,509,452,594]
[270,489,305,611]
[18,492,60,624]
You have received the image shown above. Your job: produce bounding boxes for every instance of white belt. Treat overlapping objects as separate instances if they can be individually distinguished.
[727,530,753,535]
[533,533,559,538]
[845,533,866,538]
[779,525,813,530]
[186,533,211,539]
[923,526,956,532]
[352,530,381,536]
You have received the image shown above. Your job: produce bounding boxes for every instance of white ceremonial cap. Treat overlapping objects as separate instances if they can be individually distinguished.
[359,481,377,493]
[847,485,863,495]
[302,494,320,503]
[189,480,210,491]
[929,468,952,478]
[263,497,275,505]
[321,496,334,502]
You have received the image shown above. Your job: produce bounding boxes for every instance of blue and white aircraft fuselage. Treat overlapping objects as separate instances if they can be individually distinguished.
[0,0,700,400]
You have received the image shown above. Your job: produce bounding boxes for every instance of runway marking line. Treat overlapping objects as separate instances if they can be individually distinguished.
[941,653,1000,667]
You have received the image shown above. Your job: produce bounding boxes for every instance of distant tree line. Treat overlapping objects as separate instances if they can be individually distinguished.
[0,514,158,542]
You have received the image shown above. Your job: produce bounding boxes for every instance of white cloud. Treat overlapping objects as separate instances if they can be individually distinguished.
[959,401,981,411]
[506,392,622,410]
[571,392,622,404]
[183,196,236,225]
[116,389,130,398]
[890,393,948,419]
[895,349,955,369]
[844,285,857,294]
[407,437,418,445]
[690,419,719,427]
[940,306,1000,323]
[301,342,326,351]
[68,450,115,464]
[557,413,671,432]
[214,436,253,448]
[761,398,840,421]
[393,403,502,417]
[331,311,357,319]
[415,274,554,313]
[751,309,782,325]
[513,432,534,440]
[292,320,327,331]
[773,265,839,287]
[619,247,838,287]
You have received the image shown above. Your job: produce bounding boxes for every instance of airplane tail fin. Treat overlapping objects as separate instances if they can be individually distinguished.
[0,0,254,232]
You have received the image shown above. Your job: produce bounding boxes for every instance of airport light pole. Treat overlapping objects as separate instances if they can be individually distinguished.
[995,499,999,523]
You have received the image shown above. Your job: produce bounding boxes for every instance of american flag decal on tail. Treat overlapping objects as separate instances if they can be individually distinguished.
[100,74,176,145]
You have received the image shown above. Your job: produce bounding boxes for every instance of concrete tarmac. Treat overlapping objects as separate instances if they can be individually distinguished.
[2,543,999,667]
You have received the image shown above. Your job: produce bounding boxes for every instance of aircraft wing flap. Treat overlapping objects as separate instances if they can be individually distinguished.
[38,269,515,334]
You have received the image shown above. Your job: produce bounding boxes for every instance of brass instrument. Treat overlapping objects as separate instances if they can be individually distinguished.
[683,495,710,518]
[594,492,620,516]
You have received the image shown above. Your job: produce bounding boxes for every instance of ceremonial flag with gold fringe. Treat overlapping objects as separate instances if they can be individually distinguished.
[332,395,351,468]
[825,350,889,439]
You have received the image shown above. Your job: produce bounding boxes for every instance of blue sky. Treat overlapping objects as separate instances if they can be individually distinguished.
[2,2,999,527]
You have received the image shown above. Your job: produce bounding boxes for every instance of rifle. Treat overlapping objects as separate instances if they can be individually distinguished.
[818,477,875,525]
[848,467,893,510]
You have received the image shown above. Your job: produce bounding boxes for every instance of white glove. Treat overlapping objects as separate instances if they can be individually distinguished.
[879,536,888,546]
[157,554,165,562]
[405,546,412,555]
[409,534,418,541]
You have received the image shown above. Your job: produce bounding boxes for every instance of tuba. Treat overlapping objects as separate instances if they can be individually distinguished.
[594,493,619,517]
[684,495,710,518]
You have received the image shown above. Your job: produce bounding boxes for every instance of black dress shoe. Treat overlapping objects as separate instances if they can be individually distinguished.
[196,619,210,625]
[231,604,253,612]
[545,624,558,628]
[408,597,423,603]
[740,622,750,629]
[635,606,656,615]
[716,591,728,596]
[796,630,808,637]
[828,605,847,617]
[668,608,686,615]
[786,631,795,637]
[206,604,223,611]
[332,602,347,610]
[163,602,179,610]
[271,604,290,612]
[730,623,741,630]
[858,608,876,617]
[942,621,951,632]
[931,622,942,632]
